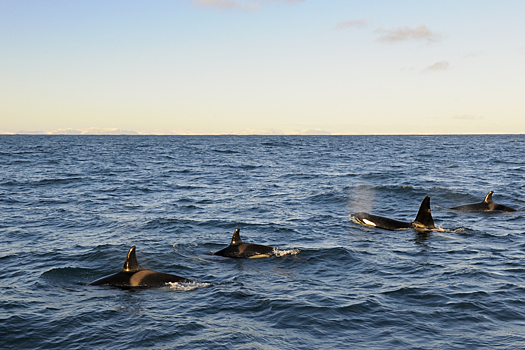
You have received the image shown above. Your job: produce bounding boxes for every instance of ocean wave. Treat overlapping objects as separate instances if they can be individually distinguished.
[211,149,240,154]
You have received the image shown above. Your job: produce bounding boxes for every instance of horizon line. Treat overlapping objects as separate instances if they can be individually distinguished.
[0,127,523,137]
[2,132,524,136]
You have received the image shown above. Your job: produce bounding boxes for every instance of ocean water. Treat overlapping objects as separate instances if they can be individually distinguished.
[1,134,524,349]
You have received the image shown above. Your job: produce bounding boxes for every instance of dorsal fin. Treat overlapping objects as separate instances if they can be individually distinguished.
[230,228,243,245]
[483,191,494,203]
[414,196,435,228]
[121,246,142,272]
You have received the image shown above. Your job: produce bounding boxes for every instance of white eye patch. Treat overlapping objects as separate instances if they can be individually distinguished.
[362,219,376,226]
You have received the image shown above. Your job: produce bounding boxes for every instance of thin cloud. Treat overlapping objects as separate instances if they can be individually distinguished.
[375,25,441,42]
[192,0,258,11]
[334,19,367,30]
[399,66,416,72]
[192,0,304,11]
[452,114,484,120]
[424,61,450,71]
[262,0,305,2]
[463,51,484,58]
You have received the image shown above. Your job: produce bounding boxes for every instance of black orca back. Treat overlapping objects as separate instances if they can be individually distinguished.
[215,229,274,258]
[90,246,190,288]
[351,212,412,230]
[450,191,517,212]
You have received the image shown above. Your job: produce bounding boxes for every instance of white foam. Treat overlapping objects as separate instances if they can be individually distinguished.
[167,281,212,291]
[273,248,300,257]
[349,216,361,225]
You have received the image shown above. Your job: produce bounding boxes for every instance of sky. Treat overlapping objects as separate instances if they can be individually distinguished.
[1,0,524,135]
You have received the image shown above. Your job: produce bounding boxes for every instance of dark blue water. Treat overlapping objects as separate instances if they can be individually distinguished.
[1,135,524,349]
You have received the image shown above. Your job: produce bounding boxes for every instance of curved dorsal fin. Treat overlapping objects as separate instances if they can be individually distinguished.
[231,228,243,245]
[121,246,142,272]
[414,196,435,228]
[483,191,494,203]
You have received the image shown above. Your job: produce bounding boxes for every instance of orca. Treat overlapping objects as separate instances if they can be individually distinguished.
[351,196,436,231]
[214,229,275,258]
[90,246,191,288]
[450,191,517,212]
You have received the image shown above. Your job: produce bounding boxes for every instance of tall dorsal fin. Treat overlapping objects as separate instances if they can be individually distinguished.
[230,228,243,245]
[483,191,494,203]
[414,196,435,228]
[121,246,142,272]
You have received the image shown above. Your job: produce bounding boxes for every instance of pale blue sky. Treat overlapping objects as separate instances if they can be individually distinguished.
[1,0,524,134]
